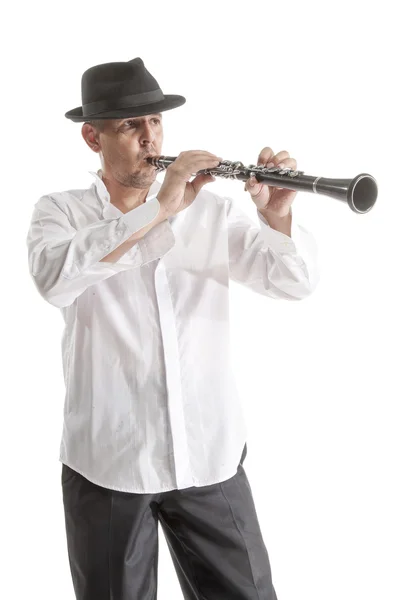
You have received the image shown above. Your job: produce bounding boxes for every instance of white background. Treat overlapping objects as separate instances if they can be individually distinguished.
[2,1,399,599]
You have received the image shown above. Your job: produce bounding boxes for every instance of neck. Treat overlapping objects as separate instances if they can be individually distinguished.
[100,170,152,213]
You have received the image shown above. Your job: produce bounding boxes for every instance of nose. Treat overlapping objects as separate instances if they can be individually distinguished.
[139,121,156,145]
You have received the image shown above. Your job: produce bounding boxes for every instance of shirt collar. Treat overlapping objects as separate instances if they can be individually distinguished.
[89,169,161,205]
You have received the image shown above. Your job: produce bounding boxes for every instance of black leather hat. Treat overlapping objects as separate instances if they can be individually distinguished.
[65,57,186,122]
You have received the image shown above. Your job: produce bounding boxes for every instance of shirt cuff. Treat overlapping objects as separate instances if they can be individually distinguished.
[121,196,162,234]
[134,218,176,264]
[257,208,320,290]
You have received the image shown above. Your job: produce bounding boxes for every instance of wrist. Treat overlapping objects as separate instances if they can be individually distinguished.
[259,207,292,236]
[260,206,292,219]
[156,197,171,221]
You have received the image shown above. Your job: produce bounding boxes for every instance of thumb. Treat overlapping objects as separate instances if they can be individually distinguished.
[190,172,216,195]
[245,176,263,197]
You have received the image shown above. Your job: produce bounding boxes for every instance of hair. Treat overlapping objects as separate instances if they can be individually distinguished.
[86,120,108,132]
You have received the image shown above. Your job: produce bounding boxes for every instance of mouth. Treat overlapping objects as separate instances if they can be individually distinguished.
[144,156,158,167]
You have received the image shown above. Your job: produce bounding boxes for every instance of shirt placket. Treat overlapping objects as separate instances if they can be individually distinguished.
[154,259,191,489]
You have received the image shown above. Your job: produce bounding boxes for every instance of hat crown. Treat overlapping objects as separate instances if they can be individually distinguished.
[81,57,160,105]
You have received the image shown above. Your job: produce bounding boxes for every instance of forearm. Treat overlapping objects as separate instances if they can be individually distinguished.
[100,202,170,263]
[27,195,175,308]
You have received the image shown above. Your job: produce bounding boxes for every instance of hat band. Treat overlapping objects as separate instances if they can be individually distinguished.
[82,89,165,116]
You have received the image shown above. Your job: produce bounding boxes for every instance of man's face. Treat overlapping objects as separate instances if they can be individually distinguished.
[87,113,163,189]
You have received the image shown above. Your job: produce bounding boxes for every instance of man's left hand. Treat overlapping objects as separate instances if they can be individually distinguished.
[244,147,298,217]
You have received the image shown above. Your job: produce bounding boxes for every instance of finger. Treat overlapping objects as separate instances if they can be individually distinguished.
[276,157,297,170]
[187,153,222,163]
[188,157,222,174]
[190,172,216,195]
[270,150,290,165]
[270,157,297,190]
[257,147,274,166]
[197,157,222,167]
[244,176,262,194]
[180,151,223,165]
[274,159,297,190]
[181,150,221,158]
[197,152,223,162]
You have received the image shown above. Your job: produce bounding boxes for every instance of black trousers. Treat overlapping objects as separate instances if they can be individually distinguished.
[61,444,278,600]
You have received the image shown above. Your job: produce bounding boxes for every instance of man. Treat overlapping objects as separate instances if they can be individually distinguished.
[26,57,319,600]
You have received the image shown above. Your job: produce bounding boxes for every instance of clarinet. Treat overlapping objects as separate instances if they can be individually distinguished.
[147,156,378,214]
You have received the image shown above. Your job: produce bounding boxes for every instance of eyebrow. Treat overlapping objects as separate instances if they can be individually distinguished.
[116,113,162,125]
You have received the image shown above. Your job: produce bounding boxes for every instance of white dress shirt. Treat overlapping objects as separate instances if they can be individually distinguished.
[26,169,319,493]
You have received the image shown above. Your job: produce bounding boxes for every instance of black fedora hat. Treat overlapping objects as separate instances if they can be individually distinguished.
[65,57,186,122]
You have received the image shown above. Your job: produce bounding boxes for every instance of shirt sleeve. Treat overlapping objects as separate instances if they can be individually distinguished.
[26,194,175,308]
[225,195,320,300]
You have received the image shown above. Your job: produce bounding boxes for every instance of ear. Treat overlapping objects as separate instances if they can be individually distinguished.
[81,123,101,153]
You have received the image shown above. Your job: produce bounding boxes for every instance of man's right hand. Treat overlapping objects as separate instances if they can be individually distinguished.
[156,151,222,218]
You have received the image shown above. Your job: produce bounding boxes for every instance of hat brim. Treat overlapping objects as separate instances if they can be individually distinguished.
[65,95,186,122]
